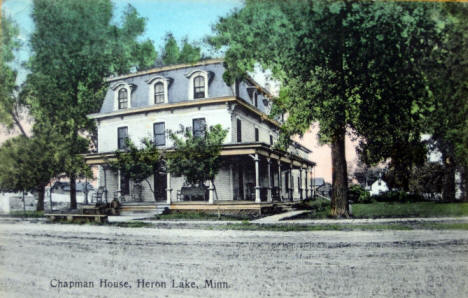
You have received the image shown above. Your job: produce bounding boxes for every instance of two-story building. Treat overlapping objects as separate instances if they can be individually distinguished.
[85,59,315,211]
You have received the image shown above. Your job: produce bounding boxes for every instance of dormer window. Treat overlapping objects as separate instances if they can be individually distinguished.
[193,76,205,99]
[154,82,165,104]
[111,81,134,110]
[185,70,212,100]
[254,92,258,107]
[118,88,128,109]
[146,75,171,105]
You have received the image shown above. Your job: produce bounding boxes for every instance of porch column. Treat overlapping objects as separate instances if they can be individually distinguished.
[311,167,315,199]
[254,153,261,203]
[208,180,215,204]
[305,167,309,199]
[289,163,293,201]
[117,169,121,198]
[166,172,172,204]
[277,159,282,202]
[267,158,272,202]
[299,166,303,201]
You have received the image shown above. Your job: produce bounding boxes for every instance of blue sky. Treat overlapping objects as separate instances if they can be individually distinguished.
[2,0,243,82]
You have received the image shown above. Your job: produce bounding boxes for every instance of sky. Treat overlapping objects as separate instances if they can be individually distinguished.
[1,0,356,182]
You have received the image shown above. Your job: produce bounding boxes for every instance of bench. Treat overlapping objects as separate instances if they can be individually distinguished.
[179,186,208,201]
[45,213,108,223]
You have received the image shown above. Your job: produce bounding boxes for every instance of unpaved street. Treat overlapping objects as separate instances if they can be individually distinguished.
[0,219,467,297]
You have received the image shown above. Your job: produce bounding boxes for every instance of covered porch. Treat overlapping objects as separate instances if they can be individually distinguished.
[83,143,316,208]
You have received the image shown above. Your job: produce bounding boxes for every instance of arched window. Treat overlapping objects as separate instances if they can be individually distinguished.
[154,82,165,104]
[118,88,128,109]
[193,75,205,99]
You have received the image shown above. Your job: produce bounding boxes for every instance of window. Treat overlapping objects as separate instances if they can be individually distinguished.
[270,135,273,145]
[117,127,128,150]
[154,82,165,104]
[120,175,129,195]
[255,128,259,142]
[153,122,165,146]
[193,76,205,99]
[254,92,258,107]
[237,119,242,143]
[193,118,206,138]
[118,88,128,109]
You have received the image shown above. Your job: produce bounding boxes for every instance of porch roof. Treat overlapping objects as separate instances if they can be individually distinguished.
[83,142,316,168]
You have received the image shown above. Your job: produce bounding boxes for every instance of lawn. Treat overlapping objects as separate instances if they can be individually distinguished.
[210,222,468,231]
[352,202,468,218]
[304,200,468,219]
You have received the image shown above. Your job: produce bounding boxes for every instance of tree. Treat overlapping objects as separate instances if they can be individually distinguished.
[23,0,157,209]
[210,0,440,216]
[109,139,163,200]
[167,124,228,189]
[424,3,468,201]
[0,11,28,136]
[0,127,66,211]
[160,33,202,65]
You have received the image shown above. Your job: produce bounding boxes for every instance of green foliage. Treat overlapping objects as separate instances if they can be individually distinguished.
[348,184,371,204]
[0,12,26,133]
[23,0,156,207]
[167,124,228,185]
[408,162,444,196]
[352,202,468,218]
[0,132,64,193]
[160,33,202,65]
[210,0,442,215]
[109,138,163,195]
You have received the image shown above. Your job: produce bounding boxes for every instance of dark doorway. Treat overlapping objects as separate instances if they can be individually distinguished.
[154,171,167,201]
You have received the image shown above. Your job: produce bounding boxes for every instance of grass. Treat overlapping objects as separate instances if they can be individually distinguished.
[351,202,468,218]
[209,221,468,231]
[303,199,468,219]
[154,211,243,221]
[8,211,45,218]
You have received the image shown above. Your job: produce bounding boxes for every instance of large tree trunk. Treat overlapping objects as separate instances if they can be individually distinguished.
[70,173,77,209]
[36,185,45,211]
[330,129,349,217]
[442,155,456,201]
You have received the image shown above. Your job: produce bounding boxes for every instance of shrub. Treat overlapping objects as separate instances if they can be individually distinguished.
[348,184,372,203]
[372,190,424,203]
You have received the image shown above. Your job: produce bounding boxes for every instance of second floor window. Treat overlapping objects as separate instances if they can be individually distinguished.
[193,118,206,138]
[237,119,242,143]
[254,92,258,107]
[118,127,128,150]
[270,135,273,145]
[153,122,165,146]
[255,128,259,142]
[154,82,165,104]
[193,76,205,99]
[118,88,128,109]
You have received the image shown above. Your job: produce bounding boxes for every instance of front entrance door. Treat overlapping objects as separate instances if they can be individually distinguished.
[154,171,167,201]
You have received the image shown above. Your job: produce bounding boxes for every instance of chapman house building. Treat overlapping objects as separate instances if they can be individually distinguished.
[85,59,316,212]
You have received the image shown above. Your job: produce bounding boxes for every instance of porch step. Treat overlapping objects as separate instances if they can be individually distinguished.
[119,204,169,217]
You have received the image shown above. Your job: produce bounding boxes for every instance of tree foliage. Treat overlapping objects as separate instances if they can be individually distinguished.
[109,139,163,199]
[160,33,202,65]
[23,0,157,208]
[0,128,67,211]
[167,124,228,186]
[210,0,441,216]
[424,3,468,200]
[0,11,27,135]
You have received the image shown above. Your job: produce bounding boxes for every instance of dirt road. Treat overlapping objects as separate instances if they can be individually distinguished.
[0,219,467,297]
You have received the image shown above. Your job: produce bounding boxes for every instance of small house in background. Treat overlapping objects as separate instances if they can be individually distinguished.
[369,178,389,196]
